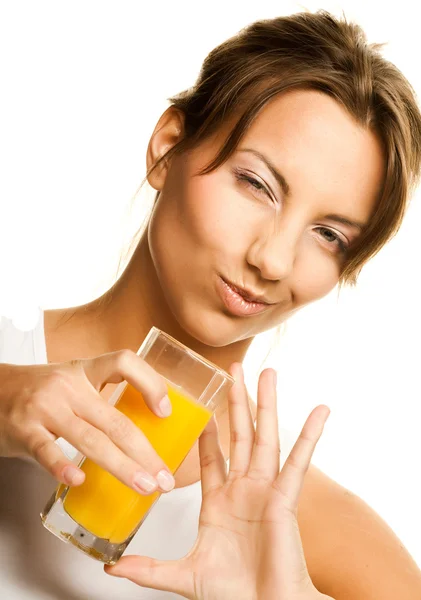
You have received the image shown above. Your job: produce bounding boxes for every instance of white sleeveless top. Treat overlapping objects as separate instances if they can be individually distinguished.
[0,309,296,600]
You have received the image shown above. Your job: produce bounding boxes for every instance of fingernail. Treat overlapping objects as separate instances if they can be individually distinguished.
[63,465,84,486]
[133,472,158,494]
[273,370,277,387]
[158,395,172,418]
[156,469,175,492]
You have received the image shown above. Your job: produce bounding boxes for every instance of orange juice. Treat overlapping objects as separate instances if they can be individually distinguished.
[62,382,212,544]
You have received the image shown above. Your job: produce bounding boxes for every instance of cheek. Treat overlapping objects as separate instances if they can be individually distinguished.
[148,168,254,297]
[292,239,341,306]
[183,174,252,250]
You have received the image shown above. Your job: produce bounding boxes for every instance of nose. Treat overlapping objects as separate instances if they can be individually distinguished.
[246,222,299,282]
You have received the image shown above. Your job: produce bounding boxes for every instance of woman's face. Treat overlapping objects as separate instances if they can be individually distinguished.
[147,89,385,347]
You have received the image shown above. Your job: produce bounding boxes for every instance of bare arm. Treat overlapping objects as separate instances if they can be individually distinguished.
[298,465,421,599]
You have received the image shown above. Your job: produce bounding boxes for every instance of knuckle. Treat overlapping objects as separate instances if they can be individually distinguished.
[43,369,74,397]
[155,373,168,398]
[254,434,271,448]
[144,450,166,473]
[80,426,101,450]
[45,370,67,388]
[29,373,73,418]
[153,376,168,399]
[108,412,132,442]
[28,436,50,461]
[115,351,167,400]
[299,426,314,444]
[50,461,66,481]
[231,430,249,444]
[115,349,135,370]
[200,453,217,470]
[286,453,304,473]
[27,390,53,423]
[246,468,272,483]
[141,452,163,474]
[254,434,281,454]
[30,386,51,408]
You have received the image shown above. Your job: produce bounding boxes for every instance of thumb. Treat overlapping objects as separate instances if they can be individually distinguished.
[104,554,195,598]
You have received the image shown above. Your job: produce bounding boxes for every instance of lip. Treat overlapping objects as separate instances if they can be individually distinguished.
[221,277,273,304]
[217,276,273,317]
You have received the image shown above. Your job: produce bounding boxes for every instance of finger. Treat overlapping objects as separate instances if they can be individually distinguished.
[26,427,86,486]
[71,390,174,486]
[226,363,255,482]
[247,368,280,482]
[104,555,194,598]
[199,414,226,498]
[273,405,330,511]
[80,350,171,418]
[54,409,174,495]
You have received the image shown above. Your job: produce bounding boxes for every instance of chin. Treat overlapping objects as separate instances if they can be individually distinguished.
[174,302,245,348]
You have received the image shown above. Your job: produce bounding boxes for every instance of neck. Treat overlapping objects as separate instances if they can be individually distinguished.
[48,230,253,375]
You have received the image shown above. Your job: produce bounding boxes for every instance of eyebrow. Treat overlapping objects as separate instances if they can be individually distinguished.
[323,214,366,232]
[237,147,367,232]
[238,148,291,197]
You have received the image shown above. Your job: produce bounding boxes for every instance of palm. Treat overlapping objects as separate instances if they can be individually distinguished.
[190,478,285,600]
[190,461,317,600]
[105,365,330,600]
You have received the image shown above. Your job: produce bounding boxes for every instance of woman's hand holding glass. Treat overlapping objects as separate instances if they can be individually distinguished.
[0,350,175,494]
[105,363,333,600]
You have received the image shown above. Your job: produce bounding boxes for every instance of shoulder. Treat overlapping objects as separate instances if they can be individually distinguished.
[0,311,42,365]
[299,465,421,599]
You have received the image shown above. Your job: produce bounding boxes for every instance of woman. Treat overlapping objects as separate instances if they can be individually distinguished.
[0,9,421,599]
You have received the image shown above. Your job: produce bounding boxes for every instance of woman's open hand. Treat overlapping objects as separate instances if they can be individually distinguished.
[105,363,333,600]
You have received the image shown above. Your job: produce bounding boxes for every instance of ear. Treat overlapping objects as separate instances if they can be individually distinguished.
[146,107,186,191]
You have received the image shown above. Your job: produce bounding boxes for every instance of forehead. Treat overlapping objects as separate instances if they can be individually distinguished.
[229,89,385,224]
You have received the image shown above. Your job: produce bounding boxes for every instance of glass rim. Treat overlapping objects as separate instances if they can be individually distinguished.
[146,326,235,385]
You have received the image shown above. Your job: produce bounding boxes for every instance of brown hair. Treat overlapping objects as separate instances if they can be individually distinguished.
[127,9,421,288]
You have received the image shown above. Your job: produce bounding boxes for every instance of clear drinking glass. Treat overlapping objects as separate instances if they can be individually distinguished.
[40,326,234,564]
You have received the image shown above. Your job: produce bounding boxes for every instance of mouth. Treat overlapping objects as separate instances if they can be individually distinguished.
[216,276,274,317]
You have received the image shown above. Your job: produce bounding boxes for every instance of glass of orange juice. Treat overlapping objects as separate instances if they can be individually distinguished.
[40,327,234,565]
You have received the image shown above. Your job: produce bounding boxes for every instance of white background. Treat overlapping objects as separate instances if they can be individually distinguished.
[1,0,420,566]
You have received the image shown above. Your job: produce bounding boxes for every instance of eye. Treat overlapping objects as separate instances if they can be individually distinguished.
[315,226,348,254]
[233,168,273,201]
